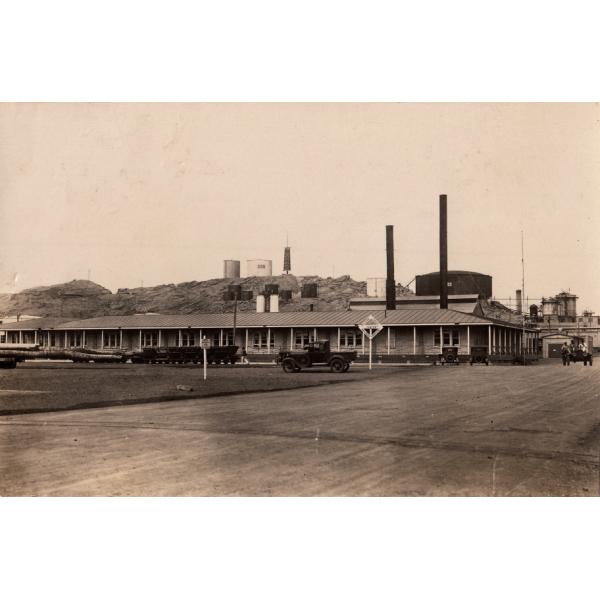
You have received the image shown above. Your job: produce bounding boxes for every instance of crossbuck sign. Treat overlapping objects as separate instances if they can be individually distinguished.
[358,314,383,370]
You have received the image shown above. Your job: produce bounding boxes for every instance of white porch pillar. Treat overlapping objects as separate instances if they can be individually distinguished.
[488,325,492,354]
[245,329,249,352]
[158,330,162,347]
[178,329,182,347]
[362,331,365,356]
[492,327,496,354]
[413,326,416,355]
[119,329,123,349]
[219,329,223,346]
[466,326,470,352]
[100,330,104,349]
[34,330,38,345]
[439,326,443,353]
[83,330,86,347]
[313,327,317,341]
[290,327,294,350]
[199,329,202,345]
[267,328,271,351]
[387,327,390,355]
[139,330,142,349]
[19,331,23,344]
[337,327,341,351]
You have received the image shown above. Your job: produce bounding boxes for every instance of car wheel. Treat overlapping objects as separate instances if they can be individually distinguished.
[282,358,297,373]
[343,362,350,372]
[330,358,345,373]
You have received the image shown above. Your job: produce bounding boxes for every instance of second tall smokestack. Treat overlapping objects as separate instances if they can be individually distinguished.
[385,225,396,310]
[439,194,448,310]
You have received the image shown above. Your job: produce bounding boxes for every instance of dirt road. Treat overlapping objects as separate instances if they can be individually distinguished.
[1,362,598,495]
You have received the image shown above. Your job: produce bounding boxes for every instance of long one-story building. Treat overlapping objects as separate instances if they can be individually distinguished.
[0,309,539,360]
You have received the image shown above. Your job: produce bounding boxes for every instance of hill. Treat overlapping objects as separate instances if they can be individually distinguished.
[0,276,414,320]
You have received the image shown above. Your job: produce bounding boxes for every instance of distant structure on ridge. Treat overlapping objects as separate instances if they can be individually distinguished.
[223,260,241,278]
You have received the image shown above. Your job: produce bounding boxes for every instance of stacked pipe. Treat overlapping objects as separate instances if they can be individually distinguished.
[439,194,448,309]
[385,225,396,310]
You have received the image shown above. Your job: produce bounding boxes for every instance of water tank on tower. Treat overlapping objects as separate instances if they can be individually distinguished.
[247,259,273,277]
[223,260,240,278]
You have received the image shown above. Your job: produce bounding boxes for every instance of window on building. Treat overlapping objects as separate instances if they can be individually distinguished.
[434,327,460,347]
[23,332,36,344]
[68,332,82,347]
[339,329,363,348]
[181,331,194,346]
[142,332,158,347]
[211,330,235,346]
[104,332,119,348]
[253,330,275,350]
[294,329,314,348]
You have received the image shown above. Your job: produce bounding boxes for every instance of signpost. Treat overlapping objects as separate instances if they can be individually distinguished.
[358,314,383,370]
[201,336,211,380]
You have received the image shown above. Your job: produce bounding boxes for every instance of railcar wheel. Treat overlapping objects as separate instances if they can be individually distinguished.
[330,358,345,373]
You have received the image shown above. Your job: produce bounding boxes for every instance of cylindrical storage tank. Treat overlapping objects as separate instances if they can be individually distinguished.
[240,290,254,301]
[264,283,279,295]
[415,271,492,298]
[542,298,559,316]
[247,259,272,277]
[301,283,318,298]
[256,295,266,313]
[367,277,387,298]
[223,260,240,278]
[270,294,279,313]
[565,297,577,319]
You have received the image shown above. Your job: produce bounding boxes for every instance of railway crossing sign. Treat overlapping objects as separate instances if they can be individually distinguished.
[358,314,383,339]
[358,315,383,370]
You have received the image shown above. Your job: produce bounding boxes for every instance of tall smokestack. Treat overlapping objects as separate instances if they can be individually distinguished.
[439,194,448,309]
[385,225,396,310]
[516,289,522,314]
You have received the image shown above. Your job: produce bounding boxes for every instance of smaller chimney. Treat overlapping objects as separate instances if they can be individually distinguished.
[385,225,396,310]
[256,295,266,313]
[516,290,523,314]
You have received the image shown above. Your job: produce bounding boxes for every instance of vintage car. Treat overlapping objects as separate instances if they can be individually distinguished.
[279,341,356,373]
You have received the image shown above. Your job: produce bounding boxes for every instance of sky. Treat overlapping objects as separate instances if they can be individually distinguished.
[0,103,598,311]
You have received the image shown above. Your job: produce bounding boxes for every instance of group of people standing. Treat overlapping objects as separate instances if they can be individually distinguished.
[561,340,588,365]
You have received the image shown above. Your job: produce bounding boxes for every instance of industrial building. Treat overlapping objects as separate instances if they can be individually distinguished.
[415,270,493,298]
[529,291,600,356]
[0,308,539,362]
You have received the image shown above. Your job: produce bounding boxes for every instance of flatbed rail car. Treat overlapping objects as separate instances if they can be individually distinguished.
[130,345,240,365]
[0,345,127,366]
